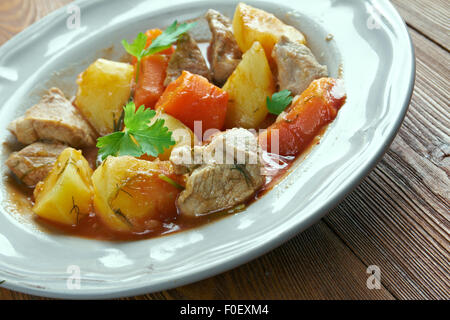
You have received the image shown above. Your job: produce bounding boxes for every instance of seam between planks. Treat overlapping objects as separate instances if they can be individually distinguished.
[406,22,450,53]
[321,218,398,299]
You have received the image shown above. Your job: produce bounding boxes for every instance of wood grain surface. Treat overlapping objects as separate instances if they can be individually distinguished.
[0,0,448,300]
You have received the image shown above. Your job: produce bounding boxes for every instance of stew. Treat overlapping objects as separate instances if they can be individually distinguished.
[4,3,346,241]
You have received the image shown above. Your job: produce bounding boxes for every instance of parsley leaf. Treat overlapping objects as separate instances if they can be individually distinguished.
[266,90,293,115]
[143,21,197,56]
[121,32,147,61]
[96,102,175,160]
[124,101,156,130]
[122,20,196,82]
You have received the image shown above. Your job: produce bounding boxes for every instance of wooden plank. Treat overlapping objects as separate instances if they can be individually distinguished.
[0,287,48,300]
[0,222,395,300]
[391,0,450,50]
[324,28,450,300]
[0,0,72,45]
[130,222,394,300]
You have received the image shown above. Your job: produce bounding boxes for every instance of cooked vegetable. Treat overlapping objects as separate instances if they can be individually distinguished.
[122,21,196,83]
[259,78,347,157]
[130,29,174,64]
[155,71,229,135]
[92,156,183,232]
[134,54,169,109]
[150,111,196,161]
[266,90,293,115]
[232,3,306,66]
[33,148,93,226]
[223,41,275,129]
[96,101,175,160]
[132,28,177,110]
[75,59,134,136]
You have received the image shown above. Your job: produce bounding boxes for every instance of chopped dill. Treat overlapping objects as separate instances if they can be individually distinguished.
[232,164,253,186]
[158,174,185,190]
[69,196,80,225]
[113,208,133,227]
[113,110,125,132]
[117,184,133,197]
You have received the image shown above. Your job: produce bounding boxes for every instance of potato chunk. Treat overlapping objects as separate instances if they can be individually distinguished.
[75,59,134,136]
[33,148,93,226]
[223,41,275,129]
[232,3,306,65]
[151,111,196,161]
[92,157,183,233]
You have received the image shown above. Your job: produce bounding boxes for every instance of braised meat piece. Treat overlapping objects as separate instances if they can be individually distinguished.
[8,88,97,147]
[272,36,328,95]
[205,9,242,85]
[6,142,67,186]
[174,128,265,216]
[164,33,211,86]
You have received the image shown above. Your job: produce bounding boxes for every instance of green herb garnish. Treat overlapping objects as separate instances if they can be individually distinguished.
[266,90,293,115]
[69,196,80,225]
[96,101,175,160]
[113,208,133,227]
[158,174,185,190]
[232,164,253,186]
[122,20,197,82]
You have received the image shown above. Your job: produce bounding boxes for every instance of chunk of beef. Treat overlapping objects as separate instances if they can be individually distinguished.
[205,9,242,86]
[164,33,211,86]
[272,36,328,95]
[8,88,97,147]
[6,142,67,186]
[174,128,265,216]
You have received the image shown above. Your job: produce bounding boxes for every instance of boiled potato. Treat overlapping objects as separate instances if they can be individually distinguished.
[92,156,183,232]
[151,111,196,161]
[233,3,306,65]
[75,58,134,136]
[33,148,93,226]
[223,41,275,128]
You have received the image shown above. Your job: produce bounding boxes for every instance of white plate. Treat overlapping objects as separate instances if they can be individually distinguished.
[0,0,414,299]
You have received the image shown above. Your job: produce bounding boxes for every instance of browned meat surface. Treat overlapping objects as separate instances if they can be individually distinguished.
[174,128,265,216]
[164,33,211,86]
[6,142,67,186]
[205,9,242,85]
[8,88,97,148]
[272,36,328,95]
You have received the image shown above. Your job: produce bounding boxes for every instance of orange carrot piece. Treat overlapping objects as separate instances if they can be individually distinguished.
[155,71,229,135]
[134,54,169,109]
[259,78,347,157]
[131,29,175,64]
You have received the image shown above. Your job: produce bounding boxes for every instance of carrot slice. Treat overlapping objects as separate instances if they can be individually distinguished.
[134,54,169,109]
[259,78,347,157]
[155,71,229,135]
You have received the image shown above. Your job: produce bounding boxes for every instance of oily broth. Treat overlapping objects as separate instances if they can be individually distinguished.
[1,13,332,241]
[2,129,325,241]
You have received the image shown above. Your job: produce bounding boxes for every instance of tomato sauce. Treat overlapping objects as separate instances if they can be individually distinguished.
[3,78,343,242]
[3,129,325,241]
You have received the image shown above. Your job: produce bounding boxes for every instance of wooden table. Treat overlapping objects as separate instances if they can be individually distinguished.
[0,0,448,300]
